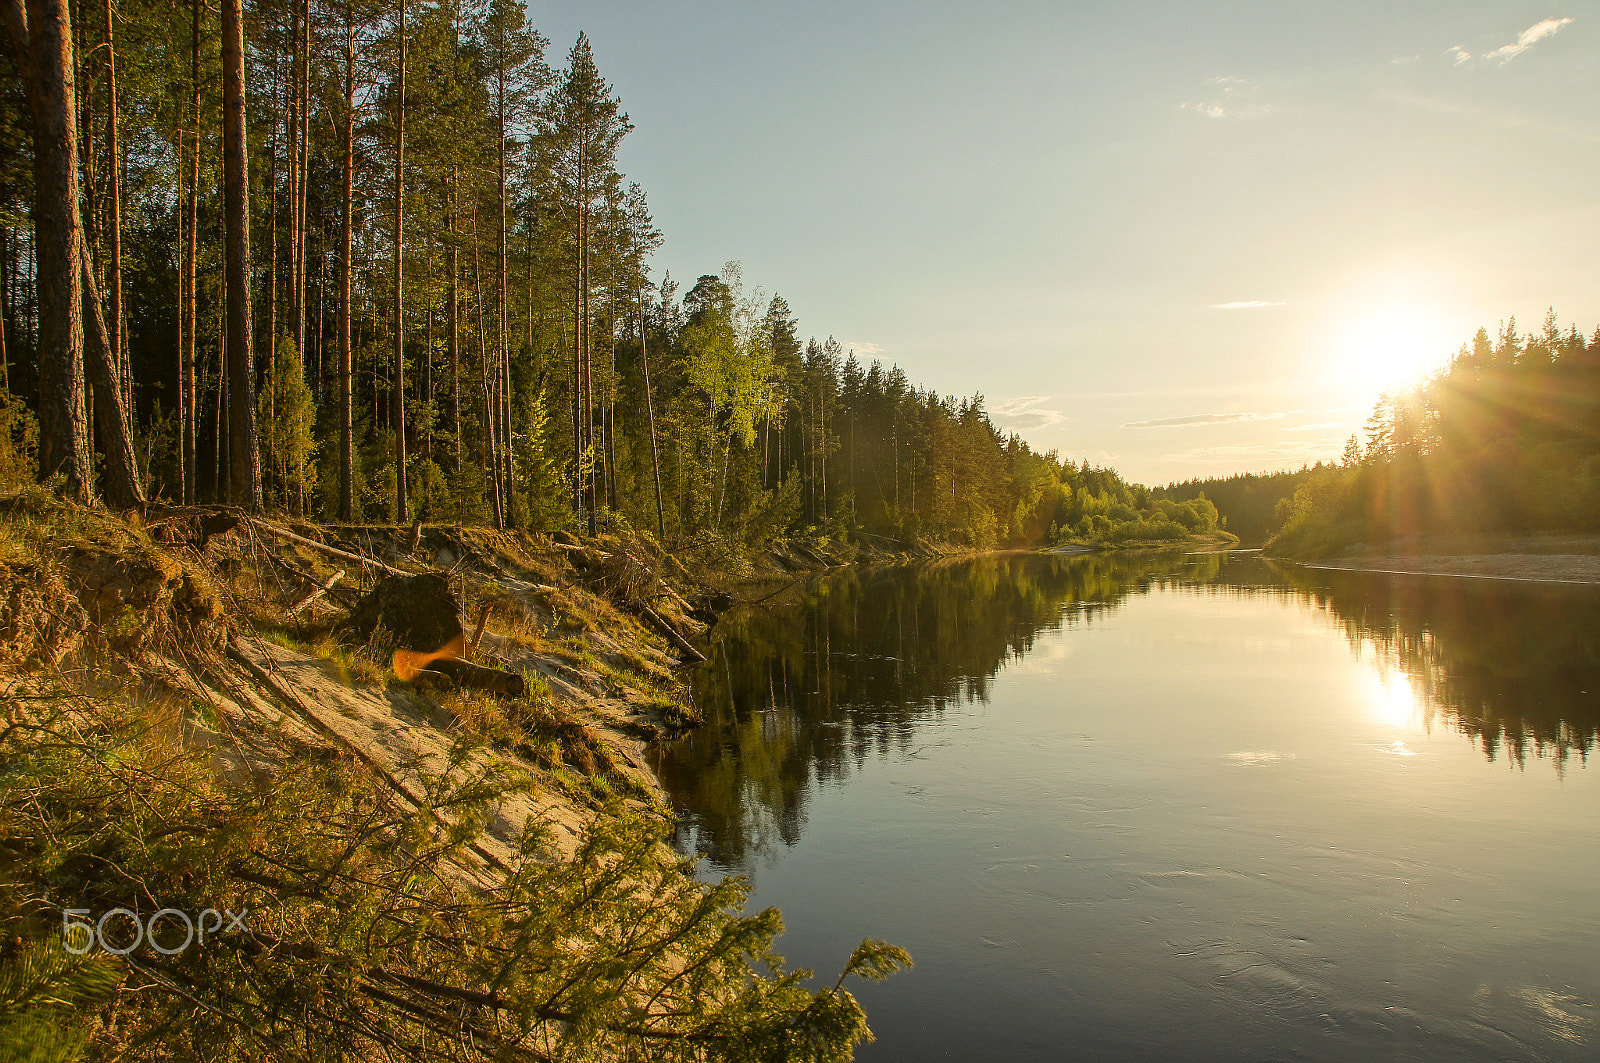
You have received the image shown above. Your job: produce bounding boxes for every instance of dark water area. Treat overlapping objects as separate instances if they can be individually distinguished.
[651,551,1600,1062]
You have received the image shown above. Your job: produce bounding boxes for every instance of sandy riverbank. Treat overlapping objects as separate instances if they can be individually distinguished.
[1295,552,1600,585]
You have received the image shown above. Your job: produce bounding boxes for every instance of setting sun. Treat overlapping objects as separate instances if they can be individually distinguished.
[1340,304,1454,396]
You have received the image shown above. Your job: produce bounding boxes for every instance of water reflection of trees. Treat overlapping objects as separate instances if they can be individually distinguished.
[653,551,1222,872]
[1274,565,1600,770]
[657,553,1600,873]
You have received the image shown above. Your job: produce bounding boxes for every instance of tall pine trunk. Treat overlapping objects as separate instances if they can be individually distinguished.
[172,140,185,500]
[336,8,355,521]
[294,0,310,360]
[3,0,92,499]
[580,166,595,535]
[606,271,617,512]
[80,242,143,507]
[496,59,514,521]
[570,269,580,520]
[221,0,259,508]
[448,168,460,472]
[470,209,502,527]
[637,294,664,540]
[182,0,199,504]
[391,0,408,523]
[103,0,123,410]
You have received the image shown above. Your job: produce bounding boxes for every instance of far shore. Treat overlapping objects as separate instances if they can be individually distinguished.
[1291,552,1600,586]
[1044,533,1241,557]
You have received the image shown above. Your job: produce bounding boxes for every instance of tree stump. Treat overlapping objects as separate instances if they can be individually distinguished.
[342,573,525,696]
[342,573,464,654]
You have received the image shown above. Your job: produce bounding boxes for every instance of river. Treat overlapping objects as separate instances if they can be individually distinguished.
[651,550,1600,1062]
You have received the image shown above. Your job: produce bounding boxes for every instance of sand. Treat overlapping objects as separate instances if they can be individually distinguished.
[1296,553,1600,585]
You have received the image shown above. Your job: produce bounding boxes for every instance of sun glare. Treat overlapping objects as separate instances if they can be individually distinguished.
[1339,304,1451,396]
[1364,668,1420,729]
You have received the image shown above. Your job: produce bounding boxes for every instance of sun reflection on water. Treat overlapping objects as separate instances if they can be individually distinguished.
[1365,668,1421,729]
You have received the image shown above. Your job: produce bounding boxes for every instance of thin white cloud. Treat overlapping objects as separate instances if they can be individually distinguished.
[1285,421,1347,431]
[1210,300,1286,310]
[1122,411,1289,429]
[1182,75,1271,119]
[843,340,884,356]
[1451,17,1574,66]
[992,395,1067,431]
[1486,17,1574,62]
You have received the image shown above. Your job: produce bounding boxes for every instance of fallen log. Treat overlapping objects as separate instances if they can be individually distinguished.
[641,605,708,664]
[653,578,695,614]
[250,518,421,578]
[433,657,525,697]
[409,668,454,692]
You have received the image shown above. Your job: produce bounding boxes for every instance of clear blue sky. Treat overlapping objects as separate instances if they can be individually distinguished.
[530,1,1600,484]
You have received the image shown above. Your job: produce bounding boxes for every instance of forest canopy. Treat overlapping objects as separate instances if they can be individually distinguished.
[0,0,1218,551]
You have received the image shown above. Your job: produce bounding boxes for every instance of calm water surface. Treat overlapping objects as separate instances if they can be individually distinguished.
[651,552,1600,1062]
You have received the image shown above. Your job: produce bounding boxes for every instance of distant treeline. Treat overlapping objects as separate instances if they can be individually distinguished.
[1269,311,1600,556]
[1156,466,1327,545]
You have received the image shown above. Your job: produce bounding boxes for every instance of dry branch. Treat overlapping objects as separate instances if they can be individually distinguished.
[250,518,421,577]
[289,569,344,615]
[641,606,707,664]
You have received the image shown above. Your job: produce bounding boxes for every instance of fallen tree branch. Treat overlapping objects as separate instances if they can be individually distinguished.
[249,518,421,578]
[640,606,707,664]
[290,569,344,615]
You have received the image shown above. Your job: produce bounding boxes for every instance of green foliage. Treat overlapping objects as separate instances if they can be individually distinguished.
[1044,477,1222,547]
[1157,467,1327,545]
[258,339,319,513]
[406,454,451,521]
[0,690,907,1061]
[508,388,568,530]
[0,941,121,1062]
[681,265,778,451]
[133,398,179,502]
[0,391,38,489]
[359,428,399,523]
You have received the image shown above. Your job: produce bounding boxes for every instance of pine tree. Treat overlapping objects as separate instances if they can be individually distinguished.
[220,0,259,508]
[538,33,629,533]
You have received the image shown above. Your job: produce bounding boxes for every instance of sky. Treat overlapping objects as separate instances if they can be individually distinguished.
[529,1,1600,485]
